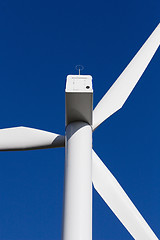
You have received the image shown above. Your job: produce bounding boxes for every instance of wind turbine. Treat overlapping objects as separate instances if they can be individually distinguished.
[0,24,160,240]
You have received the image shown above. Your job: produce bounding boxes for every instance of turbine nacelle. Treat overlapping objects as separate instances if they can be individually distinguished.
[65,75,93,126]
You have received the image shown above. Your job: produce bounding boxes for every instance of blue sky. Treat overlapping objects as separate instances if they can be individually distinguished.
[0,0,160,239]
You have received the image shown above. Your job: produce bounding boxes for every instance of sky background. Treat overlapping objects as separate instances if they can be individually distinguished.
[0,0,160,239]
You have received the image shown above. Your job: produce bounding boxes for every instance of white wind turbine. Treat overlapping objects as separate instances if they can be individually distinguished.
[0,24,160,240]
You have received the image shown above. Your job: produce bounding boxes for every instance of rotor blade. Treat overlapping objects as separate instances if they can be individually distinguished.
[92,150,158,239]
[93,23,160,130]
[0,127,65,151]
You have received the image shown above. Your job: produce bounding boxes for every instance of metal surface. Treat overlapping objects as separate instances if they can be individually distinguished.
[65,75,93,126]
[93,23,160,130]
[62,122,92,240]
[0,127,65,151]
[92,150,158,239]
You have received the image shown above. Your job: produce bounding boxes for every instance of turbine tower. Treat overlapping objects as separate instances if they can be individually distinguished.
[0,24,160,240]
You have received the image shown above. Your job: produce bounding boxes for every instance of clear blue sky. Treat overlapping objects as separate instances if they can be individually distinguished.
[0,0,160,239]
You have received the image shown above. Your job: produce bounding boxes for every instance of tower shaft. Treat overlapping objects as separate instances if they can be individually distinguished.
[62,121,92,240]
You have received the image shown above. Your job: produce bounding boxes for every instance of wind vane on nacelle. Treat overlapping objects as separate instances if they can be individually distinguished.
[0,24,160,240]
[75,64,84,75]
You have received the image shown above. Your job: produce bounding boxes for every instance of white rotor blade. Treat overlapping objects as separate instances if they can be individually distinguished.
[92,150,158,239]
[93,23,160,130]
[0,127,65,151]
